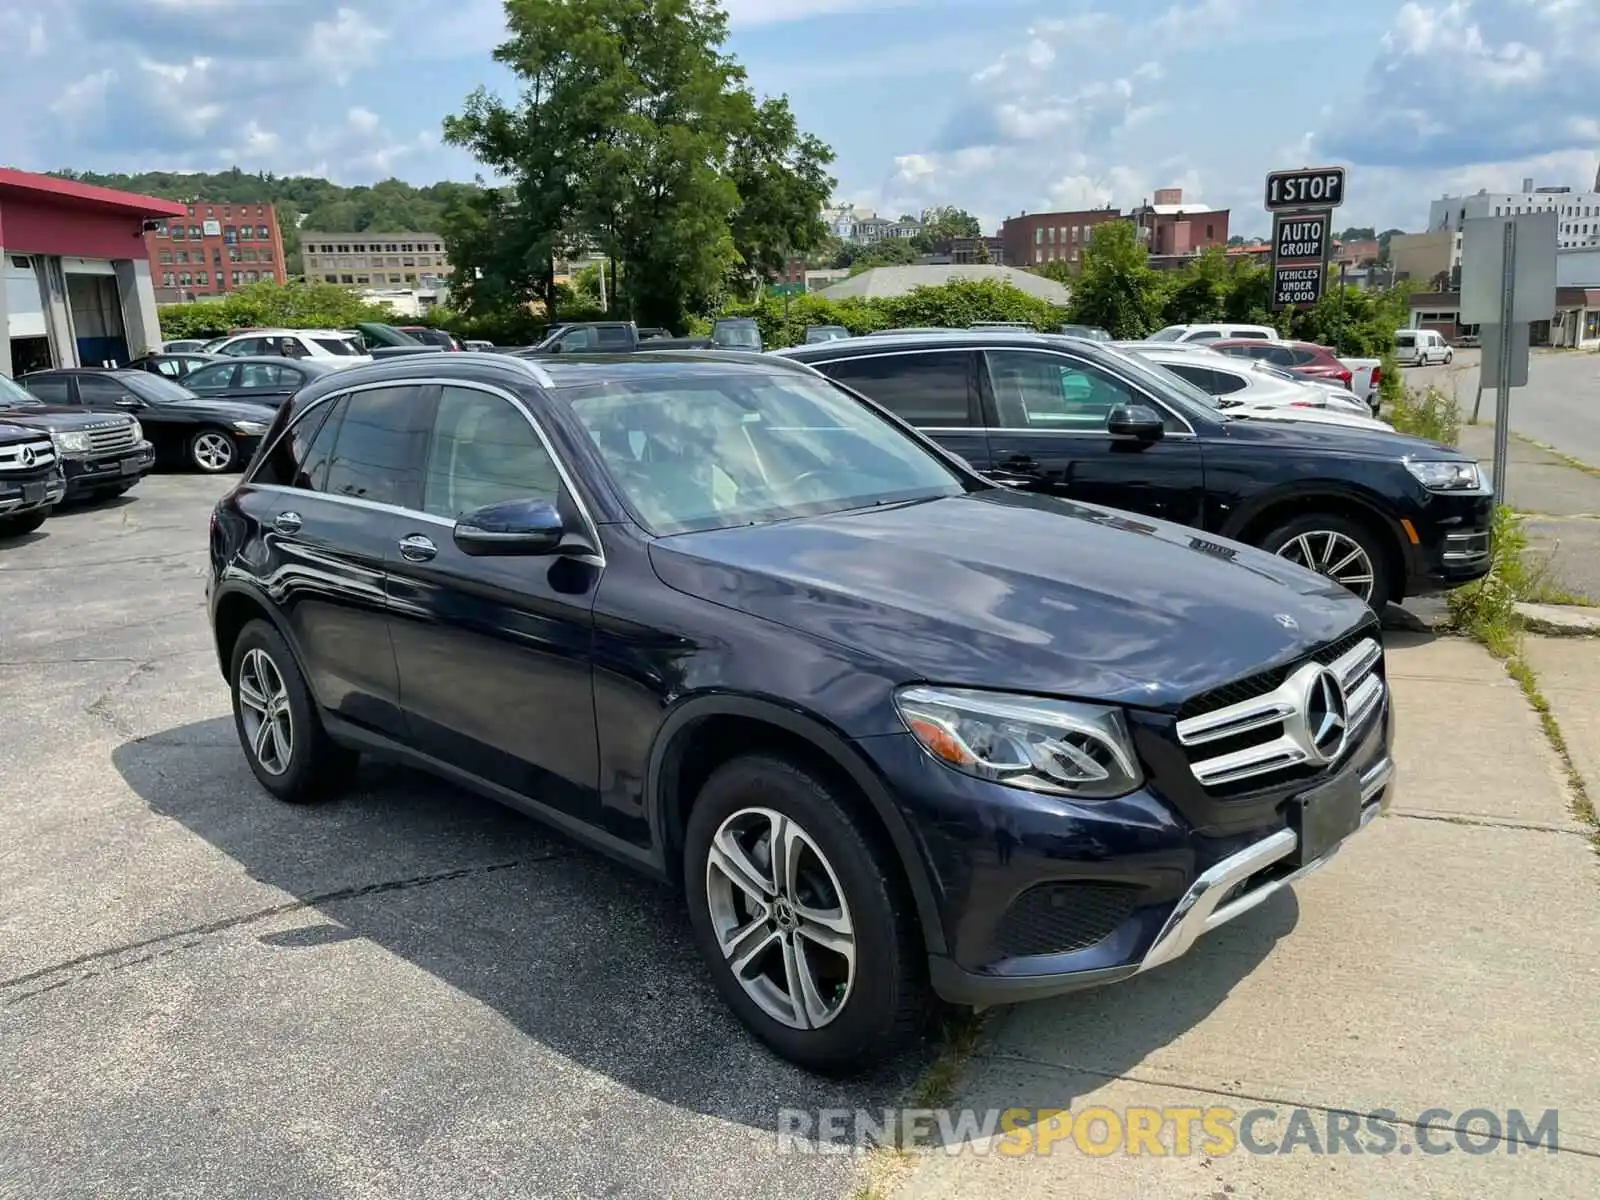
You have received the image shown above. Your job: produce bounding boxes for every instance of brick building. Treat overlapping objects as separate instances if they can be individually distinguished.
[144,200,287,303]
[1001,209,1121,270]
[1129,188,1230,258]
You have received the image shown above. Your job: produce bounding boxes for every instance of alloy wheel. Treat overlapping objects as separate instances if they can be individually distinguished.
[193,432,235,472]
[704,806,856,1030]
[237,647,294,775]
[1274,530,1376,602]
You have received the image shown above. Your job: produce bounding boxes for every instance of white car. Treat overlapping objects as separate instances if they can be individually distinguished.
[1395,328,1453,366]
[1128,345,1389,429]
[200,328,373,367]
[1146,322,1279,344]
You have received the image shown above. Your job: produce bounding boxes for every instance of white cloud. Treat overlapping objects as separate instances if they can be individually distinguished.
[1324,0,1600,168]
[306,7,390,84]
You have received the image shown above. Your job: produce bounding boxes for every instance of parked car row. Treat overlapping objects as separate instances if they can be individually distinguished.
[205,345,1416,1074]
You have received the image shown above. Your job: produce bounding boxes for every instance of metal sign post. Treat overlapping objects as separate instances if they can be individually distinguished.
[1460,211,1556,508]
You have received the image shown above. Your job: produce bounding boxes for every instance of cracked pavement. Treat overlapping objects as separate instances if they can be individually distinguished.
[0,477,907,1200]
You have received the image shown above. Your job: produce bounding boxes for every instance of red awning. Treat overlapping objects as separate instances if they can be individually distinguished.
[0,168,186,219]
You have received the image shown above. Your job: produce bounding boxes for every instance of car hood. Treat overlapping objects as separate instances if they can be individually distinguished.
[648,489,1371,712]
[0,406,135,432]
[155,398,280,421]
[1218,413,1462,459]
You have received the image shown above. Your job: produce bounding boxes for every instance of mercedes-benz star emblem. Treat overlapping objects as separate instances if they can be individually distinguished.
[1304,667,1349,762]
[18,445,36,467]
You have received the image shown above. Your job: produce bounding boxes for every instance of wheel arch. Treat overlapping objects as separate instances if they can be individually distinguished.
[210,581,308,688]
[1223,485,1410,602]
[646,695,948,956]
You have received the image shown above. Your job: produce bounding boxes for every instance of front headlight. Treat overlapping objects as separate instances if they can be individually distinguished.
[230,420,269,435]
[894,686,1143,799]
[1405,459,1485,491]
[54,430,92,453]
[129,419,144,441]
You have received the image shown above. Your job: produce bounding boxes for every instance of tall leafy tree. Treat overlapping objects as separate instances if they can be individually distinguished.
[444,0,835,330]
[1067,220,1164,337]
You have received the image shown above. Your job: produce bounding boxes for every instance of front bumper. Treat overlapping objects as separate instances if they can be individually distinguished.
[925,755,1394,1006]
[1400,489,1494,596]
[0,471,66,515]
[61,442,156,497]
[857,681,1395,1009]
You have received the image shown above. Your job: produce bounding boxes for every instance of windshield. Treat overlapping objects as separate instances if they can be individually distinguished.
[566,372,968,535]
[122,373,199,404]
[199,338,228,352]
[715,324,762,349]
[313,337,362,356]
[0,374,39,409]
[1147,326,1188,342]
[1108,351,1224,415]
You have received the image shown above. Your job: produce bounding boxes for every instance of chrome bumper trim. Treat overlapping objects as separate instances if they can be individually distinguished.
[1138,755,1394,975]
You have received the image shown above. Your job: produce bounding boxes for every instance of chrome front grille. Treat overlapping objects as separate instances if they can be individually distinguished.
[87,423,137,455]
[1175,636,1385,790]
[0,438,57,471]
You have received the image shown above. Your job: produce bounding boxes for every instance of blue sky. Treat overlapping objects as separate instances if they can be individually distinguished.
[2,0,1597,238]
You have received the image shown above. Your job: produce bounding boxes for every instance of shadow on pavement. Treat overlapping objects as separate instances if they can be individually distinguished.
[113,715,1286,1138]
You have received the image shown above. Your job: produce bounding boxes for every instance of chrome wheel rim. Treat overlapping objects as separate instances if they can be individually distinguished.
[705,806,856,1030]
[194,433,234,471]
[1275,530,1376,602]
[237,648,293,776]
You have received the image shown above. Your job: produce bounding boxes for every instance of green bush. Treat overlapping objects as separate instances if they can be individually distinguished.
[158,280,397,340]
[1386,384,1460,447]
[717,279,1065,349]
[1447,506,1526,654]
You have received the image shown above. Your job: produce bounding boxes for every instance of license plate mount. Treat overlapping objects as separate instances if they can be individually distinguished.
[121,457,142,475]
[1289,770,1362,867]
[21,482,44,506]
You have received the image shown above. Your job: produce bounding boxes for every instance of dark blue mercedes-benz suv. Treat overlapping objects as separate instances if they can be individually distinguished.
[207,349,1394,1073]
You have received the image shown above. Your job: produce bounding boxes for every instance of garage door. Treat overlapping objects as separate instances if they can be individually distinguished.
[65,269,128,366]
[6,256,44,339]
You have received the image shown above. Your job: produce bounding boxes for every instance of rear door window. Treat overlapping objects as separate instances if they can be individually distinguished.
[239,363,292,390]
[322,385,430,508]
[21,376,73,404]
[985,350,1155,431]
[595,325,633,350]
[186,363,239,393]
[817,351,977,427]
[254,400,341,490]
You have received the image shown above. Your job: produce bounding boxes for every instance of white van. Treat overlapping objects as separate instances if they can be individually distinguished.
[1395,328,1453,366]
[1149,323,1279,344]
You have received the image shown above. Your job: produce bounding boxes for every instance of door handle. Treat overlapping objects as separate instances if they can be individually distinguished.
[272,511,302,534]
[398,534,437,562]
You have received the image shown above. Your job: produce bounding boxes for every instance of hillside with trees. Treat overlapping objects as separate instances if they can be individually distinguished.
[49,168,480,273]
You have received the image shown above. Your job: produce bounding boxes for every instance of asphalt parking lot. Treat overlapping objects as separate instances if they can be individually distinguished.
[5,476,1599,1199]
[0,477,909,1200]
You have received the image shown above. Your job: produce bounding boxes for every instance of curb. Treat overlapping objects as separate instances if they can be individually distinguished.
[1517,602,1600,637]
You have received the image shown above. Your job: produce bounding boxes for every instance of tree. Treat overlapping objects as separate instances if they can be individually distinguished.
[972,238,992,264]
[445,0,836,331]
[1377,228,1406,264]
[1336,226,1376,242]
[1030,258,1074,284]
[1067,221,1164,337]
[913,204,982,252]
[845,238,918,274]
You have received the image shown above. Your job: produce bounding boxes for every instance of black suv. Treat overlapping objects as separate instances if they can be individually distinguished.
[208,351,1393,1072]
[0,420,65,538]
[0,372,154,503]
[779,332,1491,608]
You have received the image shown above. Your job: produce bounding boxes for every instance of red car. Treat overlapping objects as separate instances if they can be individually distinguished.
[1211,339,1354,390]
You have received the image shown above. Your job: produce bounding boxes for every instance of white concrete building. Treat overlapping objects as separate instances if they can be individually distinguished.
[1427,171,1600,250]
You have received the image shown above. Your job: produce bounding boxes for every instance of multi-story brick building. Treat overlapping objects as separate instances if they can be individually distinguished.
[1129,188,1230,258]
[1000,208,1122,270]
[300,232,451,288]
[144,200,287,302]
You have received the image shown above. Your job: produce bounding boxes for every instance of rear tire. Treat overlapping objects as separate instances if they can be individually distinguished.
[1261,513,1393,610]
[229,618,357,803]
[683,753,930,1074]
[0,511,47,539]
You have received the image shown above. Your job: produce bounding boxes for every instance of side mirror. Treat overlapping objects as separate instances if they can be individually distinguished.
[1107,404,1165,440]
[452,497,567,556]
[115,396,143,409]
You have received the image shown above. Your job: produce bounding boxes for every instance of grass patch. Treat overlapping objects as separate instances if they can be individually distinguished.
[1386,384,1460,447]
[907,1008,987,1112]
[1447,506,1600,846]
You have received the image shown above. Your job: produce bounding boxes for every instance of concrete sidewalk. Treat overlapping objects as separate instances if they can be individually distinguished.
[880,634,1600,1198]
[1458,423,1600,603]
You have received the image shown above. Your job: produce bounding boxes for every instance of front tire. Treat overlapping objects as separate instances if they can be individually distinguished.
[1262,513,1392,610]
[0,511,47,539]
[229,619,357,803]
[1444,350,1454,365]
[190,427,238,473]
[684,754,929,1074]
